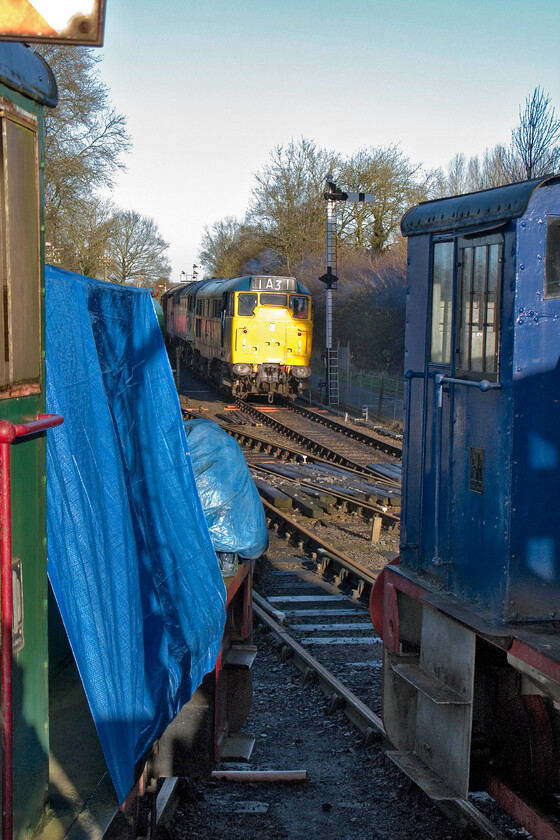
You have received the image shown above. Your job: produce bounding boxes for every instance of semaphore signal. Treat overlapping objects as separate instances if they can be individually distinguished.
[320,176,375,406]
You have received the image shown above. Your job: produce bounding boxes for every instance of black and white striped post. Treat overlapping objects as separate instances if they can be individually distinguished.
[320,176,375,406]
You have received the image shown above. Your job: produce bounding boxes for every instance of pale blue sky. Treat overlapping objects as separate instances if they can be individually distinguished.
[99,0,560,279]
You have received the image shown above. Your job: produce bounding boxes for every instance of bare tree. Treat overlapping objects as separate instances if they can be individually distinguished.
[511,86,560,179]
[436,145,515,196]
[108,211,171,286]
[438,89,559,197]
[49,196,115,278]
[36,45,131,245]
[199,217,266,278]
[249,138,337,273]
[336,145,431,252]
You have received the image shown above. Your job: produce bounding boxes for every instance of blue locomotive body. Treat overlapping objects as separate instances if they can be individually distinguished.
[375,177,560,835]
[401,176,560,621]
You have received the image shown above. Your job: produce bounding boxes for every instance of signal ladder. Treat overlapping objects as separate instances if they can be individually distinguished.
[327,348,339,407]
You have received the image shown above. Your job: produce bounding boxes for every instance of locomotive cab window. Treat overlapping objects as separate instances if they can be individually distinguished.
[238,293,258,316]
[457,234,502,376]
[290,295,309,319]
[545,216,560,298]
[260,293,287,307]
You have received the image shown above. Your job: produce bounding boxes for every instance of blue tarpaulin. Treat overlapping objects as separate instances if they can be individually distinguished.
[184,418,268,559]
[45,266,226,804]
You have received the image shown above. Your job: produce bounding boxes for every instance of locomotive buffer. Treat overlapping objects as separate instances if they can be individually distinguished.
[321,177,375,406]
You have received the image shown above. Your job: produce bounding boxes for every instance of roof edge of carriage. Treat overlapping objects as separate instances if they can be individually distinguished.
[0,43,58,107]
[401,174,560,237]
[165,275,311,298]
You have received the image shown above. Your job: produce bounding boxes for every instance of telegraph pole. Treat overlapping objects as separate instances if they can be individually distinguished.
[320,176,375,406]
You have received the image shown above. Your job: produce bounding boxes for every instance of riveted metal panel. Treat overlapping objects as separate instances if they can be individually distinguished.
[400,177,560,622]
[401,176,560,238]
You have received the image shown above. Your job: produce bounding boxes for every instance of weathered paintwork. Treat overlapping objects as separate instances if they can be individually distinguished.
[400,176,560,622]
[0,43,56,839]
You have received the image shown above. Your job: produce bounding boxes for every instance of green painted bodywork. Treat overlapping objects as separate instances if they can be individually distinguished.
[0,51,118,840]
[0,80,49,839]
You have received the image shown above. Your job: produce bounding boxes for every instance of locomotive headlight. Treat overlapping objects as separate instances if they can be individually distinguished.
[233,363,252,376]
[292,366,312,379]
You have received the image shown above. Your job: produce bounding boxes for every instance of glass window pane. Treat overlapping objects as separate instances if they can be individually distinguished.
[458,237,502,376]
[1,117,40,386]
[260,293,287,307]
[485,245,500,372]
[430,241,454,364]
[470,247,488,372]
[238,293,257,316]
[289,295,309,319]
[460,247,473,369]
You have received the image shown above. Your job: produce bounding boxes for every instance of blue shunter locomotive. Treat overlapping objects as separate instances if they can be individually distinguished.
[372,176,560,839]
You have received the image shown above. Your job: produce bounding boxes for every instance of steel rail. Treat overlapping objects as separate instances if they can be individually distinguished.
[252,600,384,741]
[260,497,381,596]
[253,598,509,840]
[251,462,400,531]
[237,398,403,460]
[226,419,389,477]
[290,400,403,451]
[183,404,399,486]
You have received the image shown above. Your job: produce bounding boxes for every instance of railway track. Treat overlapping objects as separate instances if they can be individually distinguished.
[236,398,403,465]
[174,375,522,840]
[252,534,514,840]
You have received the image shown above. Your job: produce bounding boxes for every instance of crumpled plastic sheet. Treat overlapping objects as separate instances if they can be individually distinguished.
[45,266,226,804]
[184,417,269,559]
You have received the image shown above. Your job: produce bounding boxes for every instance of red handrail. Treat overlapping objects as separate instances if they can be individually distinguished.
[1,414,63,840]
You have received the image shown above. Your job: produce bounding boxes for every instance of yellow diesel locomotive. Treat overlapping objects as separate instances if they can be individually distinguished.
[163,275,313,400]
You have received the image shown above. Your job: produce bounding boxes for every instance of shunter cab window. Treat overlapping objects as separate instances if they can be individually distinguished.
[457,235,502,375]
[430,241,454,365]
[290,295,309,319]
[238,293,258,316]
[545,217,560,298]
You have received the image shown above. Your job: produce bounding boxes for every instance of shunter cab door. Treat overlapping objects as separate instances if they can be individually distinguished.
[415,233,506,600]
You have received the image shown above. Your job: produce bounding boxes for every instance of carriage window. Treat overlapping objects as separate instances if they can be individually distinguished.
[260,293,287,306]
[430,241,454,365]
[545,217,560,298]
[290,295,309,319]
[458,237,502,375]
[238,293,258,316]
[0,114,41,389]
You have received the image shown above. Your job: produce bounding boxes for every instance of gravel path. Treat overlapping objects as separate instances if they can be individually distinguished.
[158,620,482,840]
